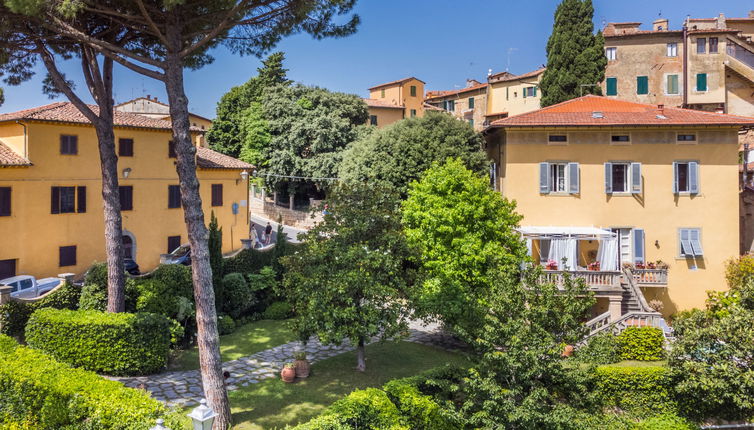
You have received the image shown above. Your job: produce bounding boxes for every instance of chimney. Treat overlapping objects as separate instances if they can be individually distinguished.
[717,13,726,30]
[146,94,151,100]
[466,79,481,88]
[653,18,669,31]
[749,10,754,18]
[657,104,665,115]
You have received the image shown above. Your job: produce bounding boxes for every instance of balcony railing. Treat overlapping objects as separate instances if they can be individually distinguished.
[542,270,622,288]
[630,268,668,286]
[728,40,754,70]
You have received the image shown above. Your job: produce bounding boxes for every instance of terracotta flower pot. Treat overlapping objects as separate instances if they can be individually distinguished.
[294,359,310,378]
[562,344,574,357]
[281,366,296,383]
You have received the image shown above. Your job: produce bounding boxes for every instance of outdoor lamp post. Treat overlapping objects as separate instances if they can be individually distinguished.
[240,170,249,182]
[187,399,216,430]
[149,418,169,430]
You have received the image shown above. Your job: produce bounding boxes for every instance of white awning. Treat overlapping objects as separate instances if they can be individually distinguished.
[517,226,616,239]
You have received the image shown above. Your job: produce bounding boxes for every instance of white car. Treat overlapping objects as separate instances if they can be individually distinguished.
[0,275,61,299]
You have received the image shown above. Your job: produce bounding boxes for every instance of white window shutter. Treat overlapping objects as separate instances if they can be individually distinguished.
[680,229,692,256]
[539,162,550,194]
[631,162,642,194]
[689,161,699,194]
[690,229,704,256]
[672,162,679,194]
[604,162,613,194]
[633,229,645,264]
[568,162,580,194]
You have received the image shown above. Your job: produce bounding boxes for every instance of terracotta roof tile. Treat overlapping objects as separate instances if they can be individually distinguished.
[0,102,203,131]
[368,77,425,90]
[424,82,487,101]
[489,68,545,83]
[0,141,30,167]
[363,98,404,109]
[196,147,253,170]
[489,95,754,128]
[423,102,444,111]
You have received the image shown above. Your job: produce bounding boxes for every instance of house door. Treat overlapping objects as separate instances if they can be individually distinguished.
[122,235,133,259]
[612,228,633,267]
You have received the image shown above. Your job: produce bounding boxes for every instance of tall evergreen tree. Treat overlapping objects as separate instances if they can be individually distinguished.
[207,52,290,158]
[539,0,606,107]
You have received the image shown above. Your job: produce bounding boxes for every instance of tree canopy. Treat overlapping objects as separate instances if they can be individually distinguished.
[206,52,290,159]
[401,158,529,339]
[281,182,411,371]
[339,111,489,196]
[539,0,606,106]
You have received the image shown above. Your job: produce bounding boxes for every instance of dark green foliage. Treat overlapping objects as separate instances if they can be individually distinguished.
[0,282,81,339]
[0,334,181,429]
[575,331,620,364]
[617,327,665,361]
[135,279,194,321]
[223,247,276,275]
[262,301,293,320]
[149,264,194,299]
[221,272,256,318]
[80,263,139,311]
[34,281,81,309]
[382,379,461,429]
[632,413,699,430]
[78,284,108,311]
[84,261,109,289]
[593,365,676,416]
[207,52,290,158]
[339,111,488,196]
[539,0,607,106]
[320,388,407,429]
[217,314,236,335]
[25,309,171,376]
[209,211,224,298]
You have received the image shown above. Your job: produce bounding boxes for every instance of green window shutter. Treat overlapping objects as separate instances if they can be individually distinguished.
[637,76,648,95]
[533,87,537,97]
[523,87,527,98]
[667,75,678,94]
[606,78,617,96]
[696,73,707,91]
[468,97,475,109]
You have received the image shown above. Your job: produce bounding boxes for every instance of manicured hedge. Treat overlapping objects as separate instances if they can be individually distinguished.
[0,282,81,339]
[0,334,182,429]
[26,308,171,376]
[593,365,676,416]
[311,388,408,430]
[617,327,665,361]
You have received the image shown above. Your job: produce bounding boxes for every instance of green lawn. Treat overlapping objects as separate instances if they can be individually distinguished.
[170,319,297,371]
[226,341,469,430]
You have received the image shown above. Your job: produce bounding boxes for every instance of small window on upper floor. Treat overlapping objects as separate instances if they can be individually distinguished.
[168,140,177,158]
[709,37,718,53]
[548,135,568,144]
[0,187,10,216]
[410,85,417,97]
[679,228,703,257]
[666,75,680,95]
[60,135,78,155]
[380,89,385,98]
[636,76,649,95]
[606,77,618,96]
[118,138,134,157]
[523,87,537,98]
[369,115,378,126]
[673,161,700,194]
[677,133,697,143]
[468,97,475,109]
[611,135,631,144]
[667,42,678,57]
[696,73,708,92]
[605,47,617,61]
[410,109,417,118]
[697,38,706,54]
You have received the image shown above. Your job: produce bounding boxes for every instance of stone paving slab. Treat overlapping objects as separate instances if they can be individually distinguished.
[108,321,462,407]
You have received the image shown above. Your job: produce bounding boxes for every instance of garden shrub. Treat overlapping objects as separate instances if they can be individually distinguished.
[0,282,82,339]
[78,275,139,312]
[84,261,109,289]
[632,413,698,430]
[0,334,181,429]
[617,327,665,361]
[221,272,256,318]
[25,308,171,376]
[322,388,408,430]
[593,365,676,416]
[135,278,194,322]
[223,247,276,276]
[263,300,293,320]
[575,331,620,364]
[382,379,460,429]
[247,265,278,308]
[217,314,236,335]
[149,264,194,299]
[78,284,108,311]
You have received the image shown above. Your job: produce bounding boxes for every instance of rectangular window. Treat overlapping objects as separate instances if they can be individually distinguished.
[410,85,417,97]
[77,186,86,213]
[673,161,699,194]
[677,134,697,142]
[605,47,617,60]
[539,162,579,194]
[381,89,385,98]
[167,235,181,254]
[60,135,78,155]
[410,109,417,118]
[51,186,80,214]
[0,259,15,279]
[679,228,703,256]
[550,163,567,193]
[506,87,509,100]
[697,38,706,54]
[118,138,134,157]
[667,42,678,57]
[636,76,649,95]
[468,97,475,109]
[119,186,133,211]
[447,100,455,111]
[666,74,679,95]
[611,163,628,193]
[709,37,718,53]
[611,135,630,143]
[59,245,77,267]
[548,135,568,143]
[168,185,181,209]
[369,115,378,126]
[604,162,641,194]
[606,77,617,96]
[0,187,10,216]
[696,73,707,91]
[168,140,176,158]
[211,184,223,207]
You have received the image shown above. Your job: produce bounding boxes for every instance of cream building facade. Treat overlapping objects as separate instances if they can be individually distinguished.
[486,68,545,124]
[424,79,488,131]
[363,77,425,128]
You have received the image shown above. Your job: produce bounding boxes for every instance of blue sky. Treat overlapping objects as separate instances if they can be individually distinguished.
[1,0,752,118]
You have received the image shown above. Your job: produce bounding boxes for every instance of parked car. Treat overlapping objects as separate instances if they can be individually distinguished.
[166,244,191,266]
[124,258,140,276]
[0,275,61,299]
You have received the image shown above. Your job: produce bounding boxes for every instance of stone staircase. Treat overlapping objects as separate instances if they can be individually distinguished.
[726,38,754,84]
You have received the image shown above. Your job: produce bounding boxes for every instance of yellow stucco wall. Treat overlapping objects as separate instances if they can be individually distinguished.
[425,88,488,131]
[487,75,542,117]
[366,107,404,128]
[369,78,425,118]
[0,121,249,279]
[490,127,740,314]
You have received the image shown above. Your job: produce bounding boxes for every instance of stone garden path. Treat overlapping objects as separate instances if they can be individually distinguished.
[110,321,464,407]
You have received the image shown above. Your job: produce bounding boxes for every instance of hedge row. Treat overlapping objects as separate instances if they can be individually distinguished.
[0,281,81,339]
[593,365,676,416]
[617,327,665,361]
[26,308,171,376]
[0,334,182,429]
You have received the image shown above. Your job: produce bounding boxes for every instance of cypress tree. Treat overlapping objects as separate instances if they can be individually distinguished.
[539,0,607,107]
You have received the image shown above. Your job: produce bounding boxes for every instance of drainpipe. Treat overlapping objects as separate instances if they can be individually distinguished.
[682,17,689,108]
[15,120,27,160]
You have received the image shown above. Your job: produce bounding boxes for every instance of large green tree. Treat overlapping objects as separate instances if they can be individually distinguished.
[281,182,410,372]
[401,158,529,340]
[261,84,368,196]
[206,52,290,159]
[539,0,606,107]
[340,111,489,196]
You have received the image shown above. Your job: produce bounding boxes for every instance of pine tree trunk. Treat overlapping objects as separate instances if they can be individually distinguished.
[356,337,366,372]
[163,28,230,429]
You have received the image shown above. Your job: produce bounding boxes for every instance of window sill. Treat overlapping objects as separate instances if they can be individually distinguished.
[543,192,576,197]
[606,192,636,197]
[609,142,631,146]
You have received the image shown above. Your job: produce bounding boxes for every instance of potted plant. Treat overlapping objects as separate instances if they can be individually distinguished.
[647,261,657,269]
[294,351,310,379]
[587,261,600,271]
[281,363,296,383]
[655,260,669,270]
[546,259,558,270]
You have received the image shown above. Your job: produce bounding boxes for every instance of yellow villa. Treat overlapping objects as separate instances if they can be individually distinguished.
[486,68,545,124]
[364,77,425,127]
[0,102,252,280]
[485,95,754,328]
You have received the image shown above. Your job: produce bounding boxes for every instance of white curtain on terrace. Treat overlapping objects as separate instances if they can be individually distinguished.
[596,238,619,271]
[548,238,578,270]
